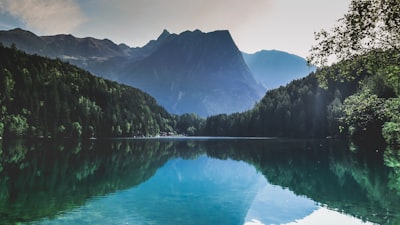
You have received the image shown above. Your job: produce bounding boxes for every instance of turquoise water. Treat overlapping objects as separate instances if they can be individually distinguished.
[0,138,399,224]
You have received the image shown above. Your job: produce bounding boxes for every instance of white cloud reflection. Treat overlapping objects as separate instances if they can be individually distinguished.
[244,183,376,225]
[283,207,376,225]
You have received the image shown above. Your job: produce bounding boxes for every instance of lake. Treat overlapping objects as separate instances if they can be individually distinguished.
[0,137,399,225]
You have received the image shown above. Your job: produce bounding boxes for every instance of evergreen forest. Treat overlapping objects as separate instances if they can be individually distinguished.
[0,44,183,138]
[202,49,400,148]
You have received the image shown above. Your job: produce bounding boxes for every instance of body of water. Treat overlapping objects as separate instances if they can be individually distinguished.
[0,138,399,224]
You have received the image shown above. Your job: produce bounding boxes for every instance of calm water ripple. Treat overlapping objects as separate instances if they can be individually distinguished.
[0,138,399,225]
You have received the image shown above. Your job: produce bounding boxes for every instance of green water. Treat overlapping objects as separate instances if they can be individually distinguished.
[0,138,399,225]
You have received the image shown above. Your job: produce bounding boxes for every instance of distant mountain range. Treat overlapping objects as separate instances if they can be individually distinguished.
[243,50,316,90]
[0,28,313,116]
[0,28,136,77]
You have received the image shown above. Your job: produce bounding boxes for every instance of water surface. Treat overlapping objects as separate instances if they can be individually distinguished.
[0,138,399,225]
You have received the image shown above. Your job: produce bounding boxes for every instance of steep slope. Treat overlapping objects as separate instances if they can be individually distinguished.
[0,28,264,117]
[242,50,316,90]
[0,45,175,138]
[119,30,264,116]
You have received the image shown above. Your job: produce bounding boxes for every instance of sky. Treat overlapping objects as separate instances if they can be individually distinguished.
[0,0,351,58]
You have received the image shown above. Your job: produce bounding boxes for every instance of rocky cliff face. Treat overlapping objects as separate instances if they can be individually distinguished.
[119,30,264,116]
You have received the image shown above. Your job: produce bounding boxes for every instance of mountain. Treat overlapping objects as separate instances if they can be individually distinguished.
[0,45,176,138]
[0,28,264,117]
[118,30,264,116]
[0,28,130,58]
[0,28,134,80]
[242,50,316,90]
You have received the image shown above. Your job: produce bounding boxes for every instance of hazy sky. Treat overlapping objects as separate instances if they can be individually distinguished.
[0,0,351,58]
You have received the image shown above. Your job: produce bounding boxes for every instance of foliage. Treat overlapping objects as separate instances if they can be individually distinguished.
[307,0,400,147]
[341,90,386,131]
[332,68,400,145]
[380,62,400,96]
[4,114,29,137]
[384,146,400,196]
[174,113,205,136]
[308,0,400,68]
[0,45,176,138]
[383,121,400,145]
[382,98,400,145]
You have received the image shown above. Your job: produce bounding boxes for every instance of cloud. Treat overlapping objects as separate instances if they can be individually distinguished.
[1,0,86,34]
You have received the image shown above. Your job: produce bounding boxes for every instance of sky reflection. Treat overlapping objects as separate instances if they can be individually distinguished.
[31,155,376,225]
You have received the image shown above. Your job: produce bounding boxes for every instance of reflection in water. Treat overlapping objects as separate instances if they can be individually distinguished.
[384,146,400,195]
[282,207,375,225]
[30,156,318,225]
[0,138,399,224]
[245,183,317,225]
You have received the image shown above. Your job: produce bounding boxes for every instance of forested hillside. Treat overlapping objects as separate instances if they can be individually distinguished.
[202,0,400,149]
[0,44,177,138]
[202,48,400,148]
[202,68,358,138]
[307,0,400,148]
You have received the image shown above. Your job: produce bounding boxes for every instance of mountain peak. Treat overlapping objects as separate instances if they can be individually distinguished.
[156,29,171,41]
[121,28,263,116]
[178,29,231,36]
[242,50,316,90]
[0,28,47,54]
[209,30,233,41]
[2,28,40,38]
[7,28,31,34]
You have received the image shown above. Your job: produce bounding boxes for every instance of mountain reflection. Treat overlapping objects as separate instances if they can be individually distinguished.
[0,138,399,224]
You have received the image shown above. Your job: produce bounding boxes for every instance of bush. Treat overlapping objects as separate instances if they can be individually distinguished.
[382,98,400,146]
[383,121,400,146]
[6,114,29,137]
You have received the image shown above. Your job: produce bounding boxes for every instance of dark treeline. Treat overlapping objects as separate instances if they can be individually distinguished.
[201,69,358,138]
[0,44,184,138]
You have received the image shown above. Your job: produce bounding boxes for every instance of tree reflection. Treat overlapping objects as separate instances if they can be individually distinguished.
[0,139,189,224]
[215,139,400,224]
[384,146,400,195]
[0,138,399,224]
